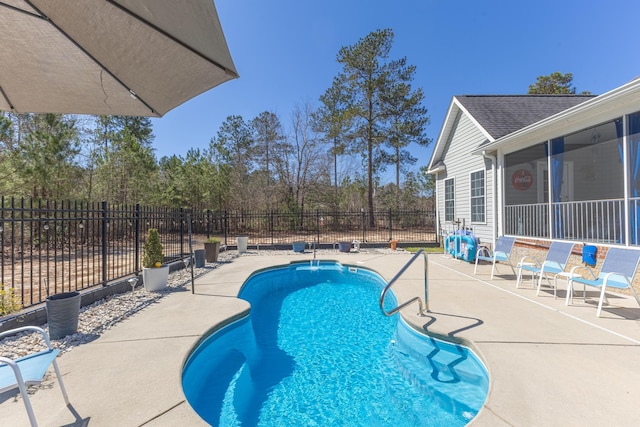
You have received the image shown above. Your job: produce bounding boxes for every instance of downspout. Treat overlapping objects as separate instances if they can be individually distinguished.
[482,150,497,246]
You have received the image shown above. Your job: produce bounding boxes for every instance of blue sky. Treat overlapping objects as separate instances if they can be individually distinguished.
[151,0,640,183]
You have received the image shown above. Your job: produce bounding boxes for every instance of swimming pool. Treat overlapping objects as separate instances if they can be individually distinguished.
[182,261,488,426]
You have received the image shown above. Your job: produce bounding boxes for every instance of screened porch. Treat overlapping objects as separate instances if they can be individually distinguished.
[503,111,640,245]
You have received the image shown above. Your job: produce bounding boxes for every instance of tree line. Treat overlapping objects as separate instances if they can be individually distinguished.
[0,29,434,216]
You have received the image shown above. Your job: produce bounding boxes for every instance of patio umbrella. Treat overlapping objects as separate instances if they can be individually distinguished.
[0,0,238,117]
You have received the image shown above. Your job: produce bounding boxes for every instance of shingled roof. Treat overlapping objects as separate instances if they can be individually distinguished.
[456,95,595,140]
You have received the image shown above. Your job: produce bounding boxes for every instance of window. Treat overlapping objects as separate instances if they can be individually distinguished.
[470,170,485,223]
[444,178,454,222]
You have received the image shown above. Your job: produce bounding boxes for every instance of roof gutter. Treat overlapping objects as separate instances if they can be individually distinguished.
[427,164,445,174]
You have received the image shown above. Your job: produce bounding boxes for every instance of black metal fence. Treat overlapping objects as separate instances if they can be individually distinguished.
[0,197,435,310]
[217,209,437,247]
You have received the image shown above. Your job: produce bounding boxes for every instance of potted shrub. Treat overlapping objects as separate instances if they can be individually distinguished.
[292,241,306,253]
[338,241,351,253]
[46,291,80,339]
[141,228,169,292]
[204,237,221,262]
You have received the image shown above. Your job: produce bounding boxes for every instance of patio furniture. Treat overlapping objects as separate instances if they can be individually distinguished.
[0,326,70,427]
[515,241,575,298]
[566,247,640,317]
[474,236,516,279]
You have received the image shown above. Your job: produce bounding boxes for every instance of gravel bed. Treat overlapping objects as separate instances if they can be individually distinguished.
[0,247,404,359]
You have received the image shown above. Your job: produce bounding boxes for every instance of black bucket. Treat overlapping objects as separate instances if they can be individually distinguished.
[46,291,81,340]
[194,249,205,268]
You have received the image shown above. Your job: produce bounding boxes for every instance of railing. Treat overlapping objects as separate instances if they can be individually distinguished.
[505,199,626,243]
[0,199,200,309]
[379,249,429,316]
[220,209,437,246]
[504,203,549,238]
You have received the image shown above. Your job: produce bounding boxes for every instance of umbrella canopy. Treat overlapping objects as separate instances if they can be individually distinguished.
[0,0,238,117]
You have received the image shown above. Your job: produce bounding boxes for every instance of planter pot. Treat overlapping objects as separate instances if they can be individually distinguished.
[142,265,169,292]
[46,291,81,339]
[204,242,220,262]
[390,240,398,251]
[338,241,351,253]
[292,241,306,253]
[237,236,248,253]
[194,249,206,267]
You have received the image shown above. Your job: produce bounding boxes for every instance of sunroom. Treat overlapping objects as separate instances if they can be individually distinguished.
[475,78,640,246]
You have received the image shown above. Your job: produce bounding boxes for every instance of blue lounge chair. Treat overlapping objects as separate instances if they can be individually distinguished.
[474,236,516,279]
[566,247,640,317]
[516,241,575,298]
[0,326,70,426]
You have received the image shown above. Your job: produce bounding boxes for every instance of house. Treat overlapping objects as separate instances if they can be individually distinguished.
[427,77,640,251]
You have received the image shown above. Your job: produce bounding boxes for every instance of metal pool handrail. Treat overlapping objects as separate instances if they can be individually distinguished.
[379,249,429,316]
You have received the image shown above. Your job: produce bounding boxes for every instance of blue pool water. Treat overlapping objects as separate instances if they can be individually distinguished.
[182,261,488,426]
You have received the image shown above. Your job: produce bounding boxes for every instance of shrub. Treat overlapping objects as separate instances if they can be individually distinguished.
[0,284,22,316]
[142,228,164,268]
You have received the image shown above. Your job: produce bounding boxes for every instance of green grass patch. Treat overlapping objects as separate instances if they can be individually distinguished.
[404,246,444,254]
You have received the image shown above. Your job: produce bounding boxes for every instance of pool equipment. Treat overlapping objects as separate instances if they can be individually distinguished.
[446,230,478,262]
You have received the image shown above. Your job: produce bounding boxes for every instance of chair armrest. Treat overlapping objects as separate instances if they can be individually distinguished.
[0,355,30,392]
[0,355,19,366]
[569,265,595,279]
[476,245,491,258]
[0,355,24,378]
[0,326,52,350]
[517,255,540,268]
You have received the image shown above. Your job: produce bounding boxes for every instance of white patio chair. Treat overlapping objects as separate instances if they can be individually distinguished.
[474,236,516,279]
[0,326,70,426]
[566,247,640,317]
[516,241,575,298]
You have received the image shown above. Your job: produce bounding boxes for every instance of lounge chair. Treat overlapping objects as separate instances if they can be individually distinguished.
[566,247,640,317]
[0,326,70,426]
[474,236,516,279]
[516,241,575,298]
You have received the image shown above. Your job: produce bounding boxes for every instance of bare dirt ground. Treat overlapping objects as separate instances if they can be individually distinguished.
[1,230,437,309]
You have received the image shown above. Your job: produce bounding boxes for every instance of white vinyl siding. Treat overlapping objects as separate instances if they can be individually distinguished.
[436,111,494,242]
[470,169,485,223]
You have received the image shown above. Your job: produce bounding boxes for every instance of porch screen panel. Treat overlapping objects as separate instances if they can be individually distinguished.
[504,144,547,237]
[561,119,623,243]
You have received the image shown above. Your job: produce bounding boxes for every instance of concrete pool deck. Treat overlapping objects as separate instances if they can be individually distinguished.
[1,250,640,426]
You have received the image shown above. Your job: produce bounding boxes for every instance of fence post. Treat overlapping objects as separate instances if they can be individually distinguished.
[389,208,393,241]
[224,210,228,246]
[134,204,140,274]
[53,200,58,293]
[206,209,211,239]
[316,210,320,247]
[187,213,195,294]
[101,201,108,286]
[180,207,185,256]
[361,208,366,243]
[270,210,274,246]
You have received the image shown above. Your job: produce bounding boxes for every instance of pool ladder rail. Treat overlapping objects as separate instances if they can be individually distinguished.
[379,249,429,317]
